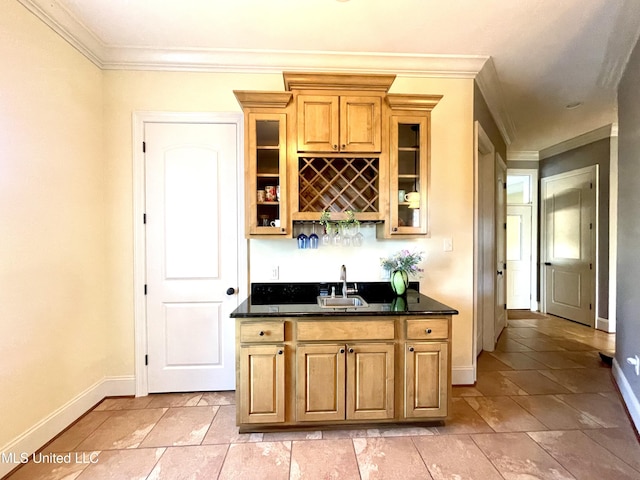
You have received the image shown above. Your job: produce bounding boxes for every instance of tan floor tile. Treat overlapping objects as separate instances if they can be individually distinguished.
[321,428,378,439]
[218,442,291,480]
[539,368,615,393]
[528,430,640,480]
[354,437,431,479]
[290,439,360,479]
[560,351,610,368]
[372,425,436,437]
[93,396,154,411]
[512,394,602,429]
[556,393,632,427]
[511,337,567,351]
[412,435,503,480]
[197,391,235,406]
[584,427,640,471]
[464,396,547,432]
[494,338,533,352]
[489,351,548,370]
[145,392,203,408]
[474,370,527,396]
[146,445,228,480]
[263,430,322,441]
[477,351,513,371]
[499,370,571,394]
[76,448,165,480]
[435,397,494,434]
[472,432,574,479]
[452,385,483,396]
[76,408,167,450]
[522,351,585,369]
[201,405,263,444]
[139,406,218,447]
[502,327,551,339]
[44,411,113,453]
[3,453,92,480]
[551,338,597,351]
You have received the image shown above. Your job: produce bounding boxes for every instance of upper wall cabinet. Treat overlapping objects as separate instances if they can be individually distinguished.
[296,94,382,153]
[235,73,441,237]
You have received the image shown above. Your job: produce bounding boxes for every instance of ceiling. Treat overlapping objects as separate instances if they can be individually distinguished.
[19,0,640,154]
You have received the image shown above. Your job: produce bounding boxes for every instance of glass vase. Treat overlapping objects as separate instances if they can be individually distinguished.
[390,270,409,296]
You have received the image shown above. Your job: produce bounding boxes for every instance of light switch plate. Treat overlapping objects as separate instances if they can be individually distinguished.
[443,237,453,252]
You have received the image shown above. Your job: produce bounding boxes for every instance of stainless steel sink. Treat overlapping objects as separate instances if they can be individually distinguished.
[317,295,369,308]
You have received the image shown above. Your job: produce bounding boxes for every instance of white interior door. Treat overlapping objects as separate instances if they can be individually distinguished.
[542,166,596,327]
[507,205,532,309]
[145,122,238,392]
[495,156,507,338]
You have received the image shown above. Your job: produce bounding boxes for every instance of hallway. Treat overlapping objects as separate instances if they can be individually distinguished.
[5,312,639,479]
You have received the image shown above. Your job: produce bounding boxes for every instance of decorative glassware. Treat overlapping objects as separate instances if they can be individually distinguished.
[309,222,319,249]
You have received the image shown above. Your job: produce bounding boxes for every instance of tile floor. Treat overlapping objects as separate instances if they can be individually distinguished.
[5,312,640,480]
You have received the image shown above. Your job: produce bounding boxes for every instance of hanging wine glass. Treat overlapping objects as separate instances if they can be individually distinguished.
[322,222,332,246]
[309,222,319,249]
[353,223,364,247]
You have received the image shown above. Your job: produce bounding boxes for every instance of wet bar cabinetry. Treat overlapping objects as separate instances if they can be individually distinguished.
[233,311,453,432]
[234,73,442,235]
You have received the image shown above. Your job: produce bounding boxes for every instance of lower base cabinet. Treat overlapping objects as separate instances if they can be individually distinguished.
[236,315,451,431]
[238,345,285,424]
[296,343,395,422]
[404,342,448,418]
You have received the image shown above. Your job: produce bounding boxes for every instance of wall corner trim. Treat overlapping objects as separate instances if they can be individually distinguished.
[452,365,476,386]
[612,359,640,434]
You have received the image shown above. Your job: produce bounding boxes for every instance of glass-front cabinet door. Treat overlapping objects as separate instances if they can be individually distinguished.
[389,115,428,235]
[247,112,288,235]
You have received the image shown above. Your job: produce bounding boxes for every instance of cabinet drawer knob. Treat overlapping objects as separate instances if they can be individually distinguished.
[426,328,432,334]
[259,331,265,336]
[278,349,283,355]
[409,346,414,352]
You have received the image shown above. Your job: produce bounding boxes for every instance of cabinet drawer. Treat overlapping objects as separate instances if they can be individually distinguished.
[240,321,284,343]
[406,319,449,340]
[297,320,394,341]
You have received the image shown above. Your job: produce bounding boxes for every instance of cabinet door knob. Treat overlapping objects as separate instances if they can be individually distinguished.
[277,349,283,355]
[426,328,432,334]
[409,346,414,352]
[226,287,236,295]
[341,144,346,149]
[339,348,345,354]
[348,348,354,353]
[259,331,265,336]
[332,144,338,150]
[392,227,398,232]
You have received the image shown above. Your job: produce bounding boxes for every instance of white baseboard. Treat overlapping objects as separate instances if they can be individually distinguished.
[0,375,134,478]
[452,365,475,386]
[596,316,616,333]
[612,359,640,433]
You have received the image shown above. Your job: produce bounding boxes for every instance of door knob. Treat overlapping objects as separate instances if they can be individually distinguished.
[226,287,236,295]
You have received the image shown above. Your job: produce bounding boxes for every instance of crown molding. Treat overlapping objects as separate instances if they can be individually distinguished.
[539,124,614,159]
[18,0,488,78]
[507,151,540,162]
[475,57,516,146]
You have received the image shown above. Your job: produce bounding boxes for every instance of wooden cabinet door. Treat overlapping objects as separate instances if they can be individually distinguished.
[404,342,448,418]
[346,343,394,420]
[296,344,345,422]
[296,95,339,152]
[239,345,285,424]
[246,112,289,236]
[340,96,382,153]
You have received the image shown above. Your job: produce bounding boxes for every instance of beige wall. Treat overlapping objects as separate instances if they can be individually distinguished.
[0,0,107,451]
[104,72,476,380]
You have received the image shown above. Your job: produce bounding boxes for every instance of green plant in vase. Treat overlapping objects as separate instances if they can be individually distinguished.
[381,249,424,296]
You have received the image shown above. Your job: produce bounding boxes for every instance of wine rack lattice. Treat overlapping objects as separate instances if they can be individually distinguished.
[298,157,379,212]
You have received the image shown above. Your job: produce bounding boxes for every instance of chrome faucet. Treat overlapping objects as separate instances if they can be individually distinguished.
[339,265,358,298]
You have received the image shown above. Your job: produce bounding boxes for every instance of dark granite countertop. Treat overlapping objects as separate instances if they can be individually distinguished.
[230,282,459,318]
